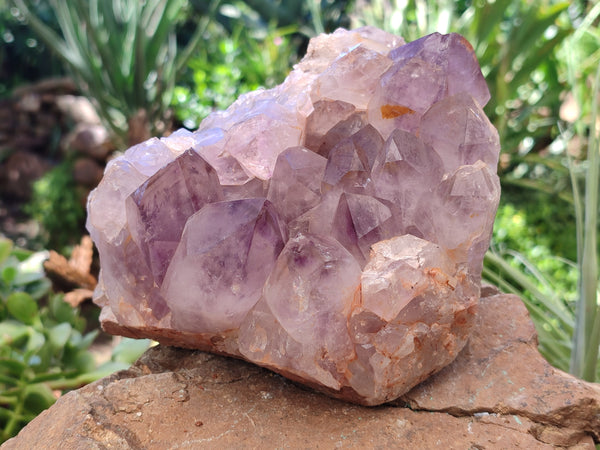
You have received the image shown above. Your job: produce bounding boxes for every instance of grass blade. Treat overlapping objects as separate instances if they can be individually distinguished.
[574,61,600,380]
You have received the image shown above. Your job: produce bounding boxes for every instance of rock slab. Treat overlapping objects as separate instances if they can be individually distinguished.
[3,291,599,449]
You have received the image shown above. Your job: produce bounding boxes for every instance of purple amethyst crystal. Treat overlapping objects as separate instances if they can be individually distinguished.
[87,27,500,405]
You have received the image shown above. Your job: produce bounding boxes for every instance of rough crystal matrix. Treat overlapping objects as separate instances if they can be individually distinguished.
[87,27,500,405]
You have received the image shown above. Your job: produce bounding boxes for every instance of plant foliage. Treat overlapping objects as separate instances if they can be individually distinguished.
[0,238,88,442]
[24,159,86,251]
[0,238,149,442]
[0,0,63,97]
[567,39,600,381]
[484,1,600,381]
[172,20,297,129]
[12,0,217,147]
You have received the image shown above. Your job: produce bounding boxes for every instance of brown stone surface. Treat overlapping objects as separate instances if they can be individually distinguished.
[401,292,600,441]
[3,292,599,449]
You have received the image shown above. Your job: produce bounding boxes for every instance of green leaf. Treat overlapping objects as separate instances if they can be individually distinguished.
[48,323,72,351]
[49,294,76,324]
[1,266,17,285]
[509,3,569,64]
[69,351,96,374]
[79,330,99,351]
[0,239,12,265]
[111,338,151,364]
[0,372,20,387]
[88,361,131,379]
[471,0,513,50]
[23,383,56,415]
[10,247,33,262]
[13,251,48,286]
[6,292,38,325]
[0,358,27,377]
[25,279,52,301]
[25,330,46,355]
[0,321,29,346]
[29,370,73,384]
[511,30,570,90]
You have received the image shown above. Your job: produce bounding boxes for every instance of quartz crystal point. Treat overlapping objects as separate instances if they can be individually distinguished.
[87,27,501,406]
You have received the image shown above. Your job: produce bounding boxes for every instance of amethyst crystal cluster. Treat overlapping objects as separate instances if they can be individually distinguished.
[87,27,500,405]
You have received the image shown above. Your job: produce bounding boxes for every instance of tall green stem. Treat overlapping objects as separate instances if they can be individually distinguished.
[1,381,25,442]
[570,62,600,381]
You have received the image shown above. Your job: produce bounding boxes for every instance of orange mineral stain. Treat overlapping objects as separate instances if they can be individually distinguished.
[381,104,416,119]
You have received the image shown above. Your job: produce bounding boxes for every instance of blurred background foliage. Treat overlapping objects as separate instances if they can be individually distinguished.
[11,0,217,148]
[0,0,64,97]
[23,158,86,251]
[0,0,599,440]
[0,237,149,441]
